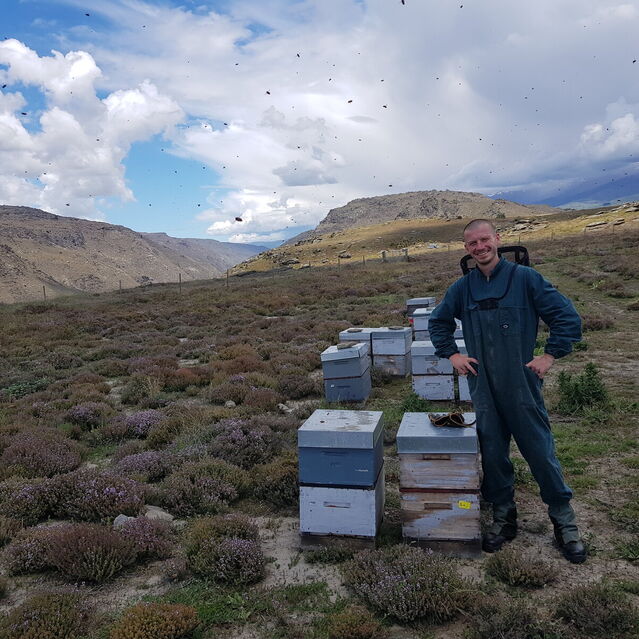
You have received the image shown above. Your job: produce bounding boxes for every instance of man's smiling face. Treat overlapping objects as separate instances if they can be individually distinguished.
[464,222,501,272]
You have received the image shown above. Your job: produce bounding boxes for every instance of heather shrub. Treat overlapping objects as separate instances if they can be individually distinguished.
[0,576,6,599]
[208,418,277,469]
[120,373,163,405]
[206,380,250,405]
[160,459,245,516]
[187,536,265,584]
[0,477,52,525]
[162,367,208,392]
[342,546,469,623]
[243,387,283,411]
[123,409,165,437]
[252,454,299,509]
[50,470,145,522]
[146,414,186,449]
[278,373,320,399]
[3,526,54,575]
[0,592,91,639]
[581,314,614,331]
[556,363,609,414]
[112,439,145,462]
[184,514,259,552]
[109,602,199,639]
[46,523,137,582]
[66,401,113,429]
[555,581,639,638]
[118,517,173,559]
[1,429,83,478]
[92,358,129,377]
[96,417,130,442]
[48,351,84,370]
[468,597,563,639]
[485,546,557,588]
[325,605,385,639]
[115,450,176,482]
[0,516,23,546]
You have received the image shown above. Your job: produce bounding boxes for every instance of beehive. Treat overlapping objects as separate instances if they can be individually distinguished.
[397,412,480,553]
[298,410,384,487]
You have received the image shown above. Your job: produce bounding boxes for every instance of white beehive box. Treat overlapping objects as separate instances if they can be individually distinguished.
[458,374,472,402]
[339,328,375,345]
[299,467,385,537]
[412,375,454,400]
[371,327,412,355]
[411,341,454,375]
[374,353,411,376]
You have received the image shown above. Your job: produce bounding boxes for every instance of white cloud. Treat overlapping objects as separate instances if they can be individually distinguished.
[229,231,286,243]
[2,0,639,238]
[0,38,183,217]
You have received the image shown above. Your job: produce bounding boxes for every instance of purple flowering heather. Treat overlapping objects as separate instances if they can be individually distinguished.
[188,536,264,584]
[114,450,174,482]
[208,418,276,469]
[118,517,173,559]
[3,526,54,575]
[66,401,112,429]
[123,409,164,438]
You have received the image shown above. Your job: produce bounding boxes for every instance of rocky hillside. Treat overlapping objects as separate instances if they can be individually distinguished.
[285,190,556,244]
[0,206,264,304]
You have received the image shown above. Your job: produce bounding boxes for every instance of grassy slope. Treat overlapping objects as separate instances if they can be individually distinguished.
[0,221,638,638]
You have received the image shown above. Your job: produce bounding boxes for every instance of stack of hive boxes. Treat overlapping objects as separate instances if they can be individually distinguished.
[410,339,468,401]
[397,412,480,557]
[298,410,385,544]
[338,328,375,360]
[406,296,437,319]
[321,342,371,402]
[412,308,463,341]
[371,327,412,376]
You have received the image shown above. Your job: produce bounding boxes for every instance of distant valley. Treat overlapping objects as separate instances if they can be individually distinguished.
[0,206,265,304]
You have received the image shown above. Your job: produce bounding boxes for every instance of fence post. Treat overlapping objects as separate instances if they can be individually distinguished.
[381,250,387,263]
[178,272,182,294]
[42,286,46,302]
[226,270,229,287]
[119,280,122,294]
[403,248,409,262]
[362,255,366,266]
[338,256,341,271]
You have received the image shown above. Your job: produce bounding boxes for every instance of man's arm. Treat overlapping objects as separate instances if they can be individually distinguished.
[525,269,582,377]
[429,281,479,375]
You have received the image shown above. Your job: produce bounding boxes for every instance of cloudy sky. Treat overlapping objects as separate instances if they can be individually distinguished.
[1,0,638,244]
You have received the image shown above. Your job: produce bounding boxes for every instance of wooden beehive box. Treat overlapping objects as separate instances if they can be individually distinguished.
[397,412,480,552]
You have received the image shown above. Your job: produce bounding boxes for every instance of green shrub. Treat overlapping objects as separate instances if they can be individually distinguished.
[0,592,90,639]
[556,363,608,414]
[304,547,355,564]
[485,546,557,588]
[468,597,563,639]
[109,602,199,639]
[325,604,385,639]
[252,453,299,508]
[555,581,639,638]
[120,373,162,405]
[187,536,265,584]
[401,392,432,412]
[46,523,137,582]
[610,499,639,533]
[184,514,259,552]
[0,516,23,546]
[342,546,469,623]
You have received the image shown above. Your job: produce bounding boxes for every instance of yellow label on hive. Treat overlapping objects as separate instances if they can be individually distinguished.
[458,500,471,510]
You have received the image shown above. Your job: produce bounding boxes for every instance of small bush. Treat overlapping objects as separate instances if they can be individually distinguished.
[120,373,162,405]
[1,429,83,478]
[581,314,614,331]
[0,592,90,639]
[401,392,432,412]
[206,381,250,405]
[0,477,52,525]
[278,374,319,399]
[123,409,165,437]
[252,454,299,508]
[50,470,145,522]
[115,450,176,482]
[46,523,137,582]
[468,597,563,639]
[0,516,23,546]
[161,459,244,517]
[305,547,355,564]
[342,546,469,623]
[118,517,173,559]
[485,546,557,588]
[66,401,113,429]
[109,602,199,639]
[555,581,639,638]
[556,363,608,414]
[188,536,265,585]
[184,514,259,554]
[3,526,54,575]
[243,387,283,411]
[208,418,277,469]
[325,605,385,639]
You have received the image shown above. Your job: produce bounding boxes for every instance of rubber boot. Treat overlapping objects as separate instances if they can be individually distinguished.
[549,502,587,564]
[482,503,517,553]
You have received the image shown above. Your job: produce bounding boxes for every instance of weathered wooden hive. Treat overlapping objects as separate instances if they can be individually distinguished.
[298,410,385,544]
[321,342,371,402]
[397,412,480,557]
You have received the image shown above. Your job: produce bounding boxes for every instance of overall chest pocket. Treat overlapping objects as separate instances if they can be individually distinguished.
[498,307,521,336]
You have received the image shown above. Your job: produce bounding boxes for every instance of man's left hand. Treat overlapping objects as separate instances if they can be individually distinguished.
[525,353,555,379]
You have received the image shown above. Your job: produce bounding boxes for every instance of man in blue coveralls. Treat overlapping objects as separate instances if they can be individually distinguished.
[428,219,586,563]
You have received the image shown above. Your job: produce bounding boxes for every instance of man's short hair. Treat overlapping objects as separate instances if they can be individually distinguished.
[463,218,497,235]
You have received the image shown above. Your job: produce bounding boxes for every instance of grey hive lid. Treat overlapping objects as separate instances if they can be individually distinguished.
[298,409,384,448]
[321,342,369,362]
[339,328,375,339]
[411,341,437,356]
[371,326,412,339]
[455,339,467,355]
[412,307,435,317]
[407,297,437,306]
[397,412,477,453]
